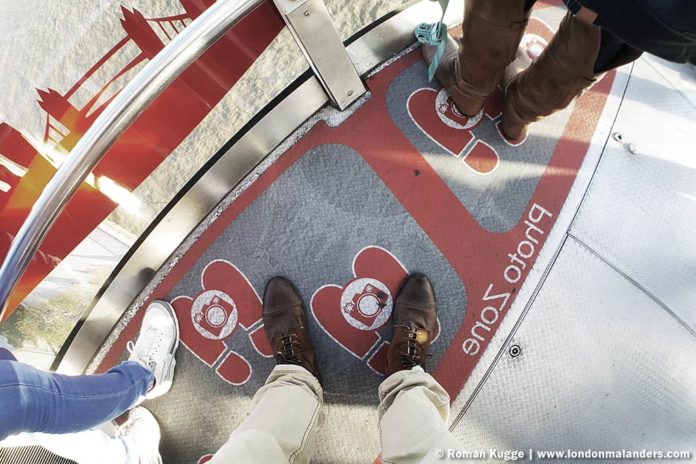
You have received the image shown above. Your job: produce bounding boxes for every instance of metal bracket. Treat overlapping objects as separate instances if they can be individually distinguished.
[273,0,366,110]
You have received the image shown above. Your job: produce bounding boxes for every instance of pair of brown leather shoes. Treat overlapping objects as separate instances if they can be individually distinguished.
[424,0,608,140]
[262,274,438,381]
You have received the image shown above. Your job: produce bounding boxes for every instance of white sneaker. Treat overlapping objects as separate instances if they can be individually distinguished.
[128,300,180,400]
[119,407,163,464]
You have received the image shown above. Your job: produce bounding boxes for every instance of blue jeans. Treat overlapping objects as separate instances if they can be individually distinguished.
[0,347,153,440]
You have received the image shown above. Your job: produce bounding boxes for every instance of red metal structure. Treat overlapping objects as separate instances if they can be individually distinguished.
[0,0,284,318]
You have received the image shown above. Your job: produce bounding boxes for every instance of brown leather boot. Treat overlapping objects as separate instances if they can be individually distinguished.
[501,11,601,140]
[385,274,438,376]
[263,277,320,381]
[423,0,530,116]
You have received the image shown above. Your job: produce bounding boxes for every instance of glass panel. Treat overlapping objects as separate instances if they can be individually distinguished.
[329,0,411,40]
[0,0,409,366]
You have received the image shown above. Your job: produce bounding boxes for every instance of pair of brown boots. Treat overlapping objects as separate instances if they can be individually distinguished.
[424,0,606,140]
[262,274,437,380]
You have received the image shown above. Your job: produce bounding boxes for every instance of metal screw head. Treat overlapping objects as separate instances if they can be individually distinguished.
[304,10,310,16]
[347,90,354,97]
[612,132,623,142]
[509,344,522,358]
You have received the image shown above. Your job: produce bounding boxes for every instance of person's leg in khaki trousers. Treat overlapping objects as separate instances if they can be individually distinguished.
[210,277,322,464]
[379,367,462,464]
[210,274,457,464]
[209,364,323,464]
[378,274,461,464]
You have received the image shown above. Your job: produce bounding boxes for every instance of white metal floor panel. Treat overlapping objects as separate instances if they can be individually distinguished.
[451,237,696,458]
[642,55,696,109]
[570,57,696,333]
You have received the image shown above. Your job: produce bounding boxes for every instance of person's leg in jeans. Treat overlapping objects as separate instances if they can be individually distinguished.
[210,278,323,464]
[0,300,179,441]
[378,274,461,464]
[0,357,152,439]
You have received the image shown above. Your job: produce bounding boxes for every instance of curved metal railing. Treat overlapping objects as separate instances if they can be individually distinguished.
[0,0,266,318]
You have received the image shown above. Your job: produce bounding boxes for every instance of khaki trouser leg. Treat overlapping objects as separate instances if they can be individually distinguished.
[210,365,324,464]
[379,367,462,464]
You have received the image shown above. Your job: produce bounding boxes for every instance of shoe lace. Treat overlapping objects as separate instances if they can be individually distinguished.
[275,333,304,365]
[127,326,163,372]
[397,328,426,369]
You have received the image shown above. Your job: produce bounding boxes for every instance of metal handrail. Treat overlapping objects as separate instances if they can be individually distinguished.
[0,0,266,318]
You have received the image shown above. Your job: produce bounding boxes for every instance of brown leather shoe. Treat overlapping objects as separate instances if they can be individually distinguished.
[501,11,601,140]
[263,277,320,381]
[423,0,530,116]
[386,274,438,376]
